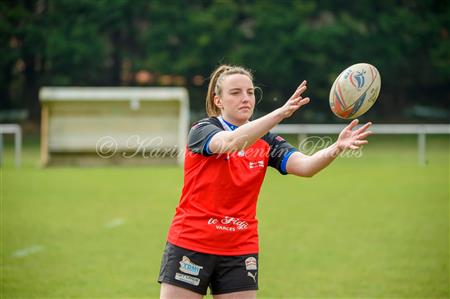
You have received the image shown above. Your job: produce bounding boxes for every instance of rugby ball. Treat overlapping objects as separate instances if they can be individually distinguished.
[329,63,381,119]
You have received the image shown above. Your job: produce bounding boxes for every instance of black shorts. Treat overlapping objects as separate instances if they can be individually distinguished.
[158,242,259,295]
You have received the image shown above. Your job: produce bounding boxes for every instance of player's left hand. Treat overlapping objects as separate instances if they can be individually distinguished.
[336,119,373,151]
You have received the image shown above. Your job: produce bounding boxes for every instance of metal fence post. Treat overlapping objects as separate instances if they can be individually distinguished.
[15,126,22,167]
[0,133,3,166]
[0,124,22,168]
[418,130,426,166]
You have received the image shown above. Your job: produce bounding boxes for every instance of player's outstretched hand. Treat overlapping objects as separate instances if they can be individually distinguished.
[279,80,310,119]
[337,119,373,151]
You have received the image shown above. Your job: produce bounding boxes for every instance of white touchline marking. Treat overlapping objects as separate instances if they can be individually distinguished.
[104,218,125,229]
[12,245,44,258]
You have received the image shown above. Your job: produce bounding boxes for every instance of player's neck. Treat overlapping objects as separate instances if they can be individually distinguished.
[220,115,248,127]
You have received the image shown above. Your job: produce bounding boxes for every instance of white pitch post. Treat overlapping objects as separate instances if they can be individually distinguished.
[15,127,21,167]
[0,133,3,166]
[0,124,22,167]
[418,131,426,166]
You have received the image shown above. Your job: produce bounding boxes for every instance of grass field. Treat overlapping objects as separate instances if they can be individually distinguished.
[1,134,449,298]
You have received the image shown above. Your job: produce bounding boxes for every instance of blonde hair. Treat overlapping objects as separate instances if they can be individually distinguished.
[205,65,254,117]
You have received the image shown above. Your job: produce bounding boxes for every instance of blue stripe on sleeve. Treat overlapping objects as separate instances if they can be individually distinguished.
[280,150,297,175]
[203,133,216,155]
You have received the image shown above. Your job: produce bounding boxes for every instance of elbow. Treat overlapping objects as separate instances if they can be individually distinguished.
[293,168,317,178]
[304,168,321,177]
[301,172,315,178]
[286,153,318,178]
[291,170,315,178]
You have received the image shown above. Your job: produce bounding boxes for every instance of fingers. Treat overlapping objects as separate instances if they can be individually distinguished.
[298,80,307,89]
[289,97,310,111]
[290,96,310,108]
[282,97,310,118]
[290,80,308,100]
[298,97,310,107]
[357,131,373,139]
[340,121,374,151]
[353,140,368,146]
[282,80,309,118]
[290,85,307,100]
[347,140,368,150]
[346,119,359,130]
[294,80,307,91]
[354,121,372,134]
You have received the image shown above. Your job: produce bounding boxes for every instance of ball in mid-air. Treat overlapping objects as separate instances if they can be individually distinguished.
[329,63,381,119]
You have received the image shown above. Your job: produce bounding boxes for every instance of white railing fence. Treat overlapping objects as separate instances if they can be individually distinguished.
[272,124,450,166]
[0,123,448,167]
[0,124,22,167]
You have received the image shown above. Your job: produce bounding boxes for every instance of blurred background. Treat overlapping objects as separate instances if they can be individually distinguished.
[1,0,449,129]
[1,1,449,298]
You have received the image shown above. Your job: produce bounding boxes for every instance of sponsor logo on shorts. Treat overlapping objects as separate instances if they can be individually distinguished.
[245,257,257,270]
[175,272,200,286]
[247,271,257,283]
[179,256,203,276]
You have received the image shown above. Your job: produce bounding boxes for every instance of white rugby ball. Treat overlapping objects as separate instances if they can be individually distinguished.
[329,63,381,119]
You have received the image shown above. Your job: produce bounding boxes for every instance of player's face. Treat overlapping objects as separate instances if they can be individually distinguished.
[215,74,255,126]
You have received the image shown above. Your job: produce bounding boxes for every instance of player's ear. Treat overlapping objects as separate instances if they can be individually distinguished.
[214,95,223,109]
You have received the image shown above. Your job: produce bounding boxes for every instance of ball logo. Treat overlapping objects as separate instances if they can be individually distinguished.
[349,69,366,89]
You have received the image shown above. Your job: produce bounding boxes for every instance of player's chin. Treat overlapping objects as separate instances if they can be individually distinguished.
[237,108,253,119]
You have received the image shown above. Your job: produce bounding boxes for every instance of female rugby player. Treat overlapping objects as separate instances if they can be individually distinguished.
[158,65,372,299]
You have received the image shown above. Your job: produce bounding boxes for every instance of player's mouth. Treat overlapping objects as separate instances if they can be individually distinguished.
[239,106,252,111]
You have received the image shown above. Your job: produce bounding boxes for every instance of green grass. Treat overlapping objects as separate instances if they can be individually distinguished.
[1,134,449,298]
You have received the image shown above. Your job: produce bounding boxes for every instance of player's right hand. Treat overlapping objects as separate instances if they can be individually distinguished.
[279,80,310,119]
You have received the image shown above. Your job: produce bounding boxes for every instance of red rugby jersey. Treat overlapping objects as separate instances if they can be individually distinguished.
[167,116,297,255]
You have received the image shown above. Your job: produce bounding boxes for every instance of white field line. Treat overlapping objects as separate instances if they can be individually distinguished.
[12,245,44,258]
[104,218,125,229]
[11,219,126,258]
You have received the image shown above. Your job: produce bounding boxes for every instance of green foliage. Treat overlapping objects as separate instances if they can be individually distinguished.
[1,0,449,121]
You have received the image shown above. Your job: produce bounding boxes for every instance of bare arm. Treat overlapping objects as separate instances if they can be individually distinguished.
[286,119,373,177]
[208,81,310,154]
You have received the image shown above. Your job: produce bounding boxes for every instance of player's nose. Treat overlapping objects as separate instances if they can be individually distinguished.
[242,94,251,103]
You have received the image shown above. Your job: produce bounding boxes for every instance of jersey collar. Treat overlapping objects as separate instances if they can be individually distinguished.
[217,116,238,131]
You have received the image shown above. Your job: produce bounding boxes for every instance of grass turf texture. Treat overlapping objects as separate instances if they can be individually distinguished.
[1,134,449,298]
